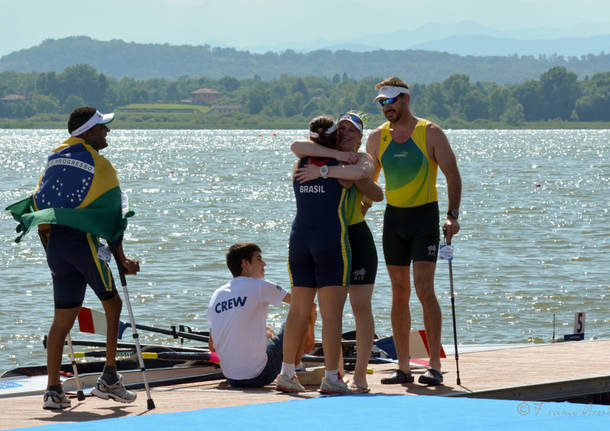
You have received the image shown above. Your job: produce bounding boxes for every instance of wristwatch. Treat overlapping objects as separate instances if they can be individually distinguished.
[447,209,459,220]
[320,165,329,179]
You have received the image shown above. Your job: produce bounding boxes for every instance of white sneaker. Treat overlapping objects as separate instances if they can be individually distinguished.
[276,374,305,393]
[91,375,137,403]
[319,377,352,395]
[43,390,71,410]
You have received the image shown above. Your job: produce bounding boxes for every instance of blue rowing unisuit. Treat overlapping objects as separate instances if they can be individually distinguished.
[288,157,351,288]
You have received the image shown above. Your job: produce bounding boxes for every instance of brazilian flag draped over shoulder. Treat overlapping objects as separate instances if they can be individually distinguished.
[6,137,134,242]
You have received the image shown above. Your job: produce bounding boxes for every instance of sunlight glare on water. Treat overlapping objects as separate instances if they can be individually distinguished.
[0,128,608,369]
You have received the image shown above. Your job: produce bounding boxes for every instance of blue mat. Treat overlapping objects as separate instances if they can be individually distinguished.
[18,394,608,430]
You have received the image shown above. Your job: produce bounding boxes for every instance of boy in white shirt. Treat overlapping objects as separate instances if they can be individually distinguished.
[207,242,314,387]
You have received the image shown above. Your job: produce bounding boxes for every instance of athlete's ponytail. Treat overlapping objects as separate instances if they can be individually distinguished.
[309,115,339,150]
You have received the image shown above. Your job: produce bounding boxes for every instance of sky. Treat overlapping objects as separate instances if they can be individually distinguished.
[1,0,609,56]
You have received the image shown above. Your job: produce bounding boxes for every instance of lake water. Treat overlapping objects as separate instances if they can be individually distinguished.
[0,128,608,372]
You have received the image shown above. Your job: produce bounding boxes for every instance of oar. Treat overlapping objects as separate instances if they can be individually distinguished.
[140,351,220,364]
[66,339,210,353]
[64,339,140,350]
[78,307,209,342]
[69,349,135,358]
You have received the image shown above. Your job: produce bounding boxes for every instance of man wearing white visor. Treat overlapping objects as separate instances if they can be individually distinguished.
[69,109,115,137]
[7,106,140,409]
[366,77,462,387]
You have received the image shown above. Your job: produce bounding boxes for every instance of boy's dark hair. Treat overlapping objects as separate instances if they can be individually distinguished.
[226,242,261,277]
[68,106,97,134]
[309,115,339,149]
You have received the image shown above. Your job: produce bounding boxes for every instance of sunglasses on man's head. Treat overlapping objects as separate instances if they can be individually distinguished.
[378,95,401,107]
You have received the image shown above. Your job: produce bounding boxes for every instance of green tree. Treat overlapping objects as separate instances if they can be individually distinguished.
[245,84,268,115]
[0,99,34,118]
[62,95,86,113]
[539,66,580,120]
[488,86,510,121]
[292,78,309,102]
[219,76,240,92]
[501,99,525,125]
[574,72,610,121]
[282,92,304,117]
[261,99,283,116]
[58,65,106,107]
[302,97,323,117]
[575,94,610,121]
[442,74,471,111]
[513,80,544,121]
[127,88,150,104]
[36,72,59,98]
[31,94,60,113]
[424,83,450,119]
[462,89,488,120]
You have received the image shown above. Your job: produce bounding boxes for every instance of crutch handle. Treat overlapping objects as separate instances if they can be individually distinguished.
[443,226,452,245]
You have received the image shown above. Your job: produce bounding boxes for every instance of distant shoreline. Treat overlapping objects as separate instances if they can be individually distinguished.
[2,117,610,131]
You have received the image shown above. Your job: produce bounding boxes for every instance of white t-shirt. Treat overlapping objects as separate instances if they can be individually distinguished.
[207,277,288,380]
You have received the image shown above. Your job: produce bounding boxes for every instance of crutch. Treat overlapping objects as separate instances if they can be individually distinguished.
[66,332,86,401]
[442,227,461,385]
[110,248,155,410]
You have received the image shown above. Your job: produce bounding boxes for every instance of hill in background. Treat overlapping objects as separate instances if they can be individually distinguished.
[410,34,610,57]
[1,36,609,84]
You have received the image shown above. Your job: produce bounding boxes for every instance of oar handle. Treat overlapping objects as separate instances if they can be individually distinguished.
[125,322,209,342]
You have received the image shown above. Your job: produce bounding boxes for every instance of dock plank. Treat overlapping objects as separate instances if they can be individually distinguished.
[1,339,608,430]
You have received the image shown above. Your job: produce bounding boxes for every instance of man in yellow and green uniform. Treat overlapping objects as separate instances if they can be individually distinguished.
[366,77,462,386]
[6,107,140,409]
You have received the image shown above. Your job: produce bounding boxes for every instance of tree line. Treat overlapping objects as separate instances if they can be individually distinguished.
[1,64,609,124]
[3,36,610,84]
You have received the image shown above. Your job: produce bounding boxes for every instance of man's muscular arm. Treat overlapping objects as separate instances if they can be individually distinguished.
[428,124,462,241]
[363,128,383,211]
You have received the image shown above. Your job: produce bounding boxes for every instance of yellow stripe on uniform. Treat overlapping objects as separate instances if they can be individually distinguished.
[337,188,351,287]
[86,233,113,292]
[287,254,294,288]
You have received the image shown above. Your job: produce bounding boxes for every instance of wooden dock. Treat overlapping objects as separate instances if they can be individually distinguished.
[1,339,608,430]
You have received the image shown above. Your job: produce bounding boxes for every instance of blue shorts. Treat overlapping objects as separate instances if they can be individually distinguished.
[46,225,117,309]
[226,325,285,388]
[288,226,351,288]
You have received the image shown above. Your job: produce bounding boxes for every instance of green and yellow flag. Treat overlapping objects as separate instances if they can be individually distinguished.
[6,137,133,242]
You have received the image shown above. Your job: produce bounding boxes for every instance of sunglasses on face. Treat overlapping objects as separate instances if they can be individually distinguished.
[378,95,401,107]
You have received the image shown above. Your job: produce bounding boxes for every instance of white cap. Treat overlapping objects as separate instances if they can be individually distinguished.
[374,85,410,102]
[70,110,115,137]
[338,113,364,133]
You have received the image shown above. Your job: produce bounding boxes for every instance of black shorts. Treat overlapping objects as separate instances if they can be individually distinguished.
[382,202,440,266]
[348,221,377,285]
[46,225,117,309]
